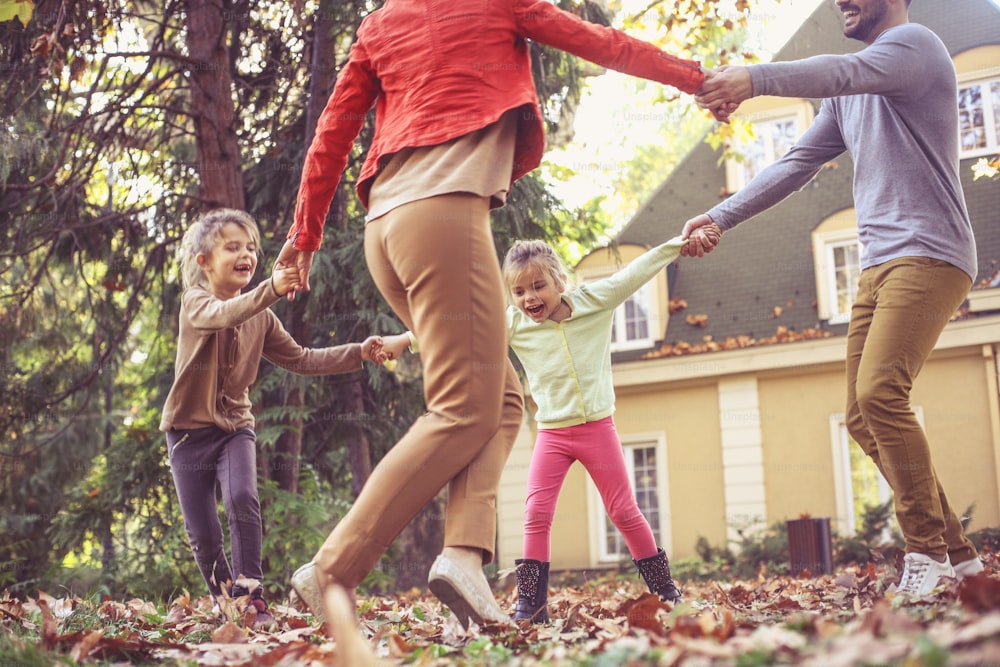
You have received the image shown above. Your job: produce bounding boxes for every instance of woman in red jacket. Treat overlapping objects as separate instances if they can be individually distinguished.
[279,0,707,630]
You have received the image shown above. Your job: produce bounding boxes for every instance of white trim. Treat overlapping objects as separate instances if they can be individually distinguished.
[613,316,1000,387]
[718,378,767,544]
[829,414,852,537]
[969,287,1000,313]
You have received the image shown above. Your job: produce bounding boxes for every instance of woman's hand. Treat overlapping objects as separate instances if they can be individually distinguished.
[275,240,315,300]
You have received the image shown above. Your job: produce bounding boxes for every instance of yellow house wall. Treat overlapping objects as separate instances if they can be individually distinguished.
[495,312,1000,570]
[910,349,1000,532]
[616,381,727,559]
[548,463,591,569]
[758,367,845,525]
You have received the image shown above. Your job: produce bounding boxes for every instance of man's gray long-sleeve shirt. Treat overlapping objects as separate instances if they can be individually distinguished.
[708,23,978,281]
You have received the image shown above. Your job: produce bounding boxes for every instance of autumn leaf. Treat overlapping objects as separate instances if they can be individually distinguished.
[685,314,708,327]
[4,549,1000,666]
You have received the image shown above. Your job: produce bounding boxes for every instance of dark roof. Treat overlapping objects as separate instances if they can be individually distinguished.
[615,0,1000,351]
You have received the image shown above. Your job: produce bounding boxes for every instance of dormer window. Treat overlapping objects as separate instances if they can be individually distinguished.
[725,102,813,193]
[812,210,862,324]
[575,245,668,354]
[958,74,1000,159]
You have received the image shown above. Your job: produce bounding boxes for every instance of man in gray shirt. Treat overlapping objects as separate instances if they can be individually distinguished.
[684,0,982,600]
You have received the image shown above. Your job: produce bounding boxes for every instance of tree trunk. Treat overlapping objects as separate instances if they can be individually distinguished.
[269,0,349,495]
[184,0,245,210]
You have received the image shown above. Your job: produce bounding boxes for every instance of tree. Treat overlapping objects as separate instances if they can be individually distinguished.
[1,0,776,598]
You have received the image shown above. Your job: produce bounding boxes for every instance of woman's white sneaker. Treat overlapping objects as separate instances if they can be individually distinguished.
[290,561,327,624]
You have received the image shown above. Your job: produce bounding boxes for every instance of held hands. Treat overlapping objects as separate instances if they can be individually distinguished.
[680,215,722,258]
[362,333,412,369]
[271,263,301,296]
[275,239,314,300]
[380,333,412,362]
[360,336,384,363]
[697,66,752,123]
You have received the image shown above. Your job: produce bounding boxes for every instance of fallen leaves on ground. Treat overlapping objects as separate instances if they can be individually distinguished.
[3,550,1000,665]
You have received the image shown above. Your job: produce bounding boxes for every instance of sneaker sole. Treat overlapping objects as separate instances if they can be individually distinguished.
[427,556,507,629]
[290,562,327,625]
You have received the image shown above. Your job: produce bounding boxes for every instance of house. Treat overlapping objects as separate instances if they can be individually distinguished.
[495,0,1000,572]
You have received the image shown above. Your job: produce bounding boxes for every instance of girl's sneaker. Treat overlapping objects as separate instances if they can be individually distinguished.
[232,583,276,630]
[249,596,275,630]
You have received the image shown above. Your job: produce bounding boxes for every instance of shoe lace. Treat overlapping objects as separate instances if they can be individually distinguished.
[897,558,931,594]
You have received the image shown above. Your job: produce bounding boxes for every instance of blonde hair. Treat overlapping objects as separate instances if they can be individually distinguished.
[502,239,571,296]
[178,208,261,289]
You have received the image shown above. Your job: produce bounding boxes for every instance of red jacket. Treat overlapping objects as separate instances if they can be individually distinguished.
[289,0,705,252]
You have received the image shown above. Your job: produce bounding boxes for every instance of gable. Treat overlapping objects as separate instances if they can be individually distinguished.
[616,0,1000,350]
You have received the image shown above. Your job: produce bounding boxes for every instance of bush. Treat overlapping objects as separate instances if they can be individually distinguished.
[686,500,907,581]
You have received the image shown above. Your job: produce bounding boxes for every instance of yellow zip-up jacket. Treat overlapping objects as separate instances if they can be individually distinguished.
[507,236,685,429]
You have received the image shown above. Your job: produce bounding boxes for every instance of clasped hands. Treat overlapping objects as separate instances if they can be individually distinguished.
[697,65,751,124]
[679,65,751,257]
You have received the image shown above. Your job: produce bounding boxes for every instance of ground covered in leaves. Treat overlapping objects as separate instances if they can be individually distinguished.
[3,550,1000,666]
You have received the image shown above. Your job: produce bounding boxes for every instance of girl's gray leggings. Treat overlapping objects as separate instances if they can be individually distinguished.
[166,426,262,598]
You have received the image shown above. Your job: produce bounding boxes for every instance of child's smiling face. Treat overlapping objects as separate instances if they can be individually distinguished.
[197,222,258,299]
[509,266,563,323]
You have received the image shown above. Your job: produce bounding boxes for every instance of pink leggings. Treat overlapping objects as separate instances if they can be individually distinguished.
[523,416,658,562]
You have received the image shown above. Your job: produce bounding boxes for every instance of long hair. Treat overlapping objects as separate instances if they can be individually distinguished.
[178,209,260,289]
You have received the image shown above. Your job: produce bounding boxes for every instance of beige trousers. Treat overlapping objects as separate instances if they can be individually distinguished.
[314,193,523,587]
[846,256,977,562]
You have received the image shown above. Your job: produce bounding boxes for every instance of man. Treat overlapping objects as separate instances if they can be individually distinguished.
[683,0,983,600]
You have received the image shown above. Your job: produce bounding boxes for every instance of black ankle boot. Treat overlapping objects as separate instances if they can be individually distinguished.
[633,548,681,603]
[513,559,550,623]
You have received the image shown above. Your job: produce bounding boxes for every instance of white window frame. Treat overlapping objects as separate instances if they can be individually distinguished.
[958,73,1000,160]
[812,228,862,324]
[580,267,658,353]
[829,410,922,538]
[610,283,654,352]
[587,432,671,564]
[725,104,812,193]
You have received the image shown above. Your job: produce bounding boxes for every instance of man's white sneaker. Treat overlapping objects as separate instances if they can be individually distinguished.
[952,557,985,580]
[895,552,955,600]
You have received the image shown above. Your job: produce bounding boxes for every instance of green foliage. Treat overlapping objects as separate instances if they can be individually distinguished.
[834,498,903,566]
[682,500,906,582]
[1,0,784,601]
[0,632,77,667]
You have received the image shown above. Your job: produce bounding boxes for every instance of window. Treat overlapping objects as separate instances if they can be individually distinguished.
[610,283,653,351]
[826,238,862,323]
[812,218,862,324]
[590,436,670,562]
[577,250,662,353]
[830,416,889,537]
[958,76,1000,158]
[829,410,921,537]
[725,107,809,192]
